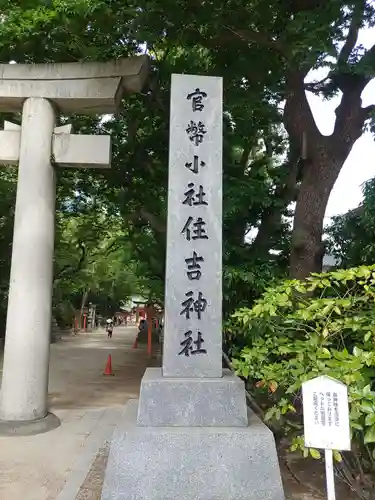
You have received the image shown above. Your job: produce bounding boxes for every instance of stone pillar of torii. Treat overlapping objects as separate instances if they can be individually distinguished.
[0,56,149,435]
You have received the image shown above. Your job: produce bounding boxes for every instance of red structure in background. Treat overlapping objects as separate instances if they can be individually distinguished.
[130,302,163,356]
[146,307,152,356]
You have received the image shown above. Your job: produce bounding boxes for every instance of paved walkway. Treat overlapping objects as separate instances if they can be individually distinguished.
[0,326,156,500]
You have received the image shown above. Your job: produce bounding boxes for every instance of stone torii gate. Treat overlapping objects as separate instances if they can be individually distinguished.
[0,56,149,435]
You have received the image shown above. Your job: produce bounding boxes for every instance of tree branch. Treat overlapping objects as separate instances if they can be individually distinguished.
[363,104,375,120]
[290,0,324,13]
[304,75,331,93]
[338,3,364,66]
[333,73,370,149]
[250,149,300,256]
[284,70,322,153]
[139,208,166,234]
[189,24,287,58]
[54,242,86,280]
[222,26,286,56]
[357,42,375,77]
[264,137,274,158]
[239,144,251,167]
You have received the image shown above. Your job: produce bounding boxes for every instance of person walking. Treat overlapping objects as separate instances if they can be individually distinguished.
[106,318,114,339]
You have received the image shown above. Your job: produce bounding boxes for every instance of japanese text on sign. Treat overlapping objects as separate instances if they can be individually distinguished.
[185,155,205,174]
[302,376,351,451]
[178,87,210,357]
[312,391,340,428]
[187,88,207,112]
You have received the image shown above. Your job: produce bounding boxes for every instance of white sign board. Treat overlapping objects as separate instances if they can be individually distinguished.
[302,375,351,451]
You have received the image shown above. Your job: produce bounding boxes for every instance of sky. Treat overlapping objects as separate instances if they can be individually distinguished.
[308,27,375,225]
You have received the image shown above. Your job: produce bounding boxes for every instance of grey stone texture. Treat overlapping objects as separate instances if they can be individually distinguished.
[0,412,60,436]
[0,56,149,429]
[57,408,121,500]
[137,367,248,427]
[0,98,57,423]
[0,55,150,114]
[163,74,223,378]
[163,75,223,377]
[101,400,285,500]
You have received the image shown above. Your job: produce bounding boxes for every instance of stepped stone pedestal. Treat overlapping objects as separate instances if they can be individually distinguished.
[102,369,284,500]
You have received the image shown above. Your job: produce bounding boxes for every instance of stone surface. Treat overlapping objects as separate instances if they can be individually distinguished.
[0,55,150,113]
[0,412,60,436]
[0,127,111,169]
[75,444,111,500]
[0,78,122,114]
[137,367,248,427]
[102,399,285,500]
[53,134,111,169]
[0,56,149,429]
[0,97,56,422]
[0,57,146,424]
[0,328,154,499]
[163,74,223,378]
[0,56,147,81]
[0,130,19,165]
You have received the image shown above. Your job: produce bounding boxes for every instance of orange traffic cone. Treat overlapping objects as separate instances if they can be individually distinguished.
[103,354,114,376]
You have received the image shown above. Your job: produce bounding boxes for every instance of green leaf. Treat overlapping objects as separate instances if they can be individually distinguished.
[333,450,342,462]
[309,448,321,459]
[363,385,372,396]
[364,331,372,342]
[365,413,375,426]
[364,426,375,444]
[351,422,364,430]
[360,401,375,414]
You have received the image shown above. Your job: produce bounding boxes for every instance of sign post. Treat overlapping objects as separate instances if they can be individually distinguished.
[162,74,223,378]
[302,375,351,500]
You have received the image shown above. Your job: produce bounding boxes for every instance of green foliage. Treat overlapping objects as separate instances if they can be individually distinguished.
[0,0,373,319]
[0,169,17,335]
[0,0,295,312]
[53,196,146,325]
[230,266,375,496]
[327,177,375,268]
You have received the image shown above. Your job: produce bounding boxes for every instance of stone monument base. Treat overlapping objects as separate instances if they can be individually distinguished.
[102,399,285,500]
[137,368,248,427]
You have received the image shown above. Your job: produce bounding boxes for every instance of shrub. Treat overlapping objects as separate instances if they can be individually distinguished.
[229,265,375,499]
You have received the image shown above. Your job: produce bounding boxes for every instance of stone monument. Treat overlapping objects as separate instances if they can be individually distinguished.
[102,73,284,499]
[0,56,149,435]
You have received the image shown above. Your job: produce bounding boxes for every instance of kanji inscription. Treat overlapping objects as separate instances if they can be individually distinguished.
[182,183,207,207]
[186,120,207,146]
[185,251,204,280]
[186,88,207,112]
[185,155,205,174]
[163,73,223,377]
[178,330,207,356]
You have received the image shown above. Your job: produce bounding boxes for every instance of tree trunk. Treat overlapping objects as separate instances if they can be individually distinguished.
[251,150,300,257]
[290,142,344,279]
[80,289,89,328]
[284,67,369,280]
